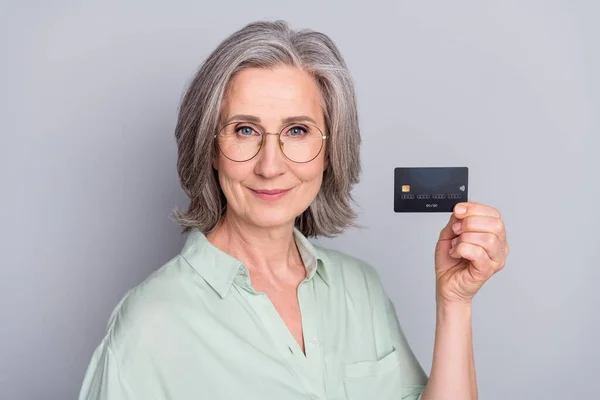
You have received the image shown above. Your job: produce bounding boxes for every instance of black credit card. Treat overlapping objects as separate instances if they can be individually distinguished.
[394,167,469,212]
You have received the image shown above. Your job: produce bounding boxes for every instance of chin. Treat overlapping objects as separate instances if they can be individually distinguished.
[240,202,303,229]
[246,212,297,229]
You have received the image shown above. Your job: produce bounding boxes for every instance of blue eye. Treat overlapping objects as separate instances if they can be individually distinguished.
[236,126,256,136]
[288,126,308,136]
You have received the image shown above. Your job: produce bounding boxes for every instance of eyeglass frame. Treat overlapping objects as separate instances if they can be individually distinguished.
[213,121,330,163]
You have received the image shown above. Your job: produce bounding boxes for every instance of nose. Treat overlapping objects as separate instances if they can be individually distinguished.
[254,132,286,178]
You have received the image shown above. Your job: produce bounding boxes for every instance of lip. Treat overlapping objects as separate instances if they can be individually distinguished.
[249,188,291,201]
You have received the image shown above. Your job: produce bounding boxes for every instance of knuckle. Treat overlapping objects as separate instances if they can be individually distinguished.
[495,219,505,233]
[485,233,496,246]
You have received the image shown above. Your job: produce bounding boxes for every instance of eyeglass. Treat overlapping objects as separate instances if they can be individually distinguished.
[214,121,329,163]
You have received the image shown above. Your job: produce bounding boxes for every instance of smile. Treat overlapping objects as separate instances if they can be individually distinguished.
[248,188,291,201]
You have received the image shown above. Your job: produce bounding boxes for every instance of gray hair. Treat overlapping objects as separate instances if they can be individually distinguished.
[171,20,362,238]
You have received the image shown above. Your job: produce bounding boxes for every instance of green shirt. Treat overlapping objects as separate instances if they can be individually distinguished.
[79,228,428,400]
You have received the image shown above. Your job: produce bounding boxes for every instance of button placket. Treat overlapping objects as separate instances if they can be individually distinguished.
[297,279,326,397]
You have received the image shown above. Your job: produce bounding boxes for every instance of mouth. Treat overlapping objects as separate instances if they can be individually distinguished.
[248,188,292,201]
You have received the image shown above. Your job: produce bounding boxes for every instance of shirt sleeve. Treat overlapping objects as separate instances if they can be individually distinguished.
[385,296,429,400]
[78,341,136,400]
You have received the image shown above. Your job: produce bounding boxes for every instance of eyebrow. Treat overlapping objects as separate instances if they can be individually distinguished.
[224,114,318,125]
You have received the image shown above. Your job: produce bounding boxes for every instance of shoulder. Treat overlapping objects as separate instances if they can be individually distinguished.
[80,254,210,398]
[100,253,205,352]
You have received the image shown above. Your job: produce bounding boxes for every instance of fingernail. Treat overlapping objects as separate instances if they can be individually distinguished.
[451,237,458,246]
[452,222,462,233]
[455,205,467,214]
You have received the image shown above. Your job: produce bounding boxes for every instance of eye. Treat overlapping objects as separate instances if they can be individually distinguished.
[286,126,308,137]
[235,125,259,136]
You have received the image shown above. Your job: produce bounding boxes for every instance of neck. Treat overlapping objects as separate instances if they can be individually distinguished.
[206,212,303,279]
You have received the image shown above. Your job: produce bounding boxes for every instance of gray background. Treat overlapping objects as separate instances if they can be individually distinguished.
[1,1,598,399]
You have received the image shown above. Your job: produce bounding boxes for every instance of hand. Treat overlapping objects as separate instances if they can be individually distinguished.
[434,201,509,305]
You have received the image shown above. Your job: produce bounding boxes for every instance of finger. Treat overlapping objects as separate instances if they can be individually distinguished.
[452,215,507,242]
[449,242,497,278]
[439,212,462,241]
[441,201,497,241]
[450,232,505,264]
[452,202,502,221]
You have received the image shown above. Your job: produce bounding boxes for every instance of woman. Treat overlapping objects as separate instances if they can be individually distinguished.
[79,20,509,400]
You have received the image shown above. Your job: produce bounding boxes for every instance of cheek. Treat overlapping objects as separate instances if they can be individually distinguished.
[294,163,325,189]
[216,159,252,193]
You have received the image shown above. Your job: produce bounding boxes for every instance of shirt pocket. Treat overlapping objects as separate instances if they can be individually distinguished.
[342,348,404,400]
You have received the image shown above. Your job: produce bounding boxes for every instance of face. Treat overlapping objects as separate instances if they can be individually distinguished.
[213,65,328,231]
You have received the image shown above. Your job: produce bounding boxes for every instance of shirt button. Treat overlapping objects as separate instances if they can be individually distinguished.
[309,338,319,347]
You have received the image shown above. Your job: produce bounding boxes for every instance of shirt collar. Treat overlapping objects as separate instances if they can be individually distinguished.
[180,227,329,299]
[293,227,329,286]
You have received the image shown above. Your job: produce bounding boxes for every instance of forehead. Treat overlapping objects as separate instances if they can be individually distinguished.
[221,66,325,126]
